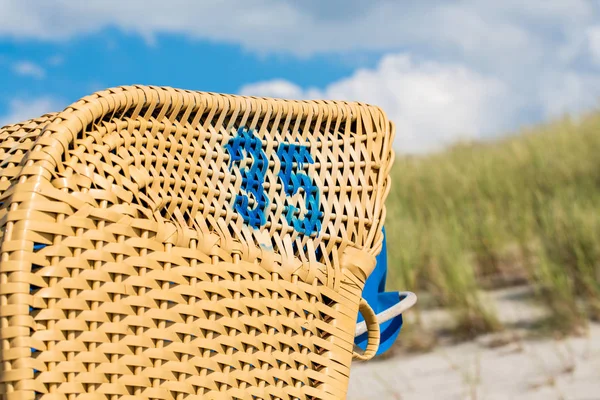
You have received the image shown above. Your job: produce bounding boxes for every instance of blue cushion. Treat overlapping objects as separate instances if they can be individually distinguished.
[354,227,403,356]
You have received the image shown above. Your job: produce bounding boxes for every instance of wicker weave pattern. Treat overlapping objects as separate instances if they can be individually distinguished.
[0,86,395,399]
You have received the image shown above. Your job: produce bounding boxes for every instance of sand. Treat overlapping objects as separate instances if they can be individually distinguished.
[348,323,600,399]
[348,287,600,400]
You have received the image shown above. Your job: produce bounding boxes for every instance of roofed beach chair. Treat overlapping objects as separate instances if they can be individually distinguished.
[0,85,415,400]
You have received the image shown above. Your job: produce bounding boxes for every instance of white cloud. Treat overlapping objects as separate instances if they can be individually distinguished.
[0,0,594,59]
[240,79,308,100]
[0,97,63,127]
[241,55,513,153]
[47,55,64,67]
[2,0,600,151]
[587,26,600,65]
[538,71,600,118]
[12,61,46,79]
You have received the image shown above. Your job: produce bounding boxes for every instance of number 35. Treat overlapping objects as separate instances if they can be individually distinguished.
[225,127,323,236]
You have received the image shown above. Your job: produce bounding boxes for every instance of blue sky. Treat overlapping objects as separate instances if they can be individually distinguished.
[2,1,600,153]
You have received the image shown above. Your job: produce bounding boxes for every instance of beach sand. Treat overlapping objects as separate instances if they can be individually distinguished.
[349,323,600,400]
[348,287,600,400]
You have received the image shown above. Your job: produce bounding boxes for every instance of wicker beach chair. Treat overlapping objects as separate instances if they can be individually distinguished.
[0,85,409,400]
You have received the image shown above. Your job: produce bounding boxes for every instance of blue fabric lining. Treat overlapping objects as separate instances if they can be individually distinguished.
[33,243,46,251]
[354,227,404,355]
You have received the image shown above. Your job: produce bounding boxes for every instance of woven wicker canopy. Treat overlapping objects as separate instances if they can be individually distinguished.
[0,85,395,399]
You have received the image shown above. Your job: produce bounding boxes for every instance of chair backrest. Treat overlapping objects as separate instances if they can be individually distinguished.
[0,86,395,399]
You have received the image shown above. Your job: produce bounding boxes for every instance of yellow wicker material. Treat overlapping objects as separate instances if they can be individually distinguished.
[0,85,395,400]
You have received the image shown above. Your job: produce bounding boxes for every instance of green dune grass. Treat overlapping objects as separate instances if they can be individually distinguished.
[386,111,600,337]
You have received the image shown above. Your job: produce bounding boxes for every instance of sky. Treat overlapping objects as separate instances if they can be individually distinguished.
[1,0,600,153]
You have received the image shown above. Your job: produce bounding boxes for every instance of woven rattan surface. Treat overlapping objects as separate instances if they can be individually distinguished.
[0,85,395,400]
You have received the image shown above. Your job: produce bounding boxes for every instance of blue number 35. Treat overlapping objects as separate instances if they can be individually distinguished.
[225,127,323,236]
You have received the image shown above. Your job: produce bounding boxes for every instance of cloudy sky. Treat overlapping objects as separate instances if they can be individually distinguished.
[1,0,600,153]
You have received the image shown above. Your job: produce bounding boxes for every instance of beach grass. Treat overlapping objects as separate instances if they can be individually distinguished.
[386,111,600,337]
